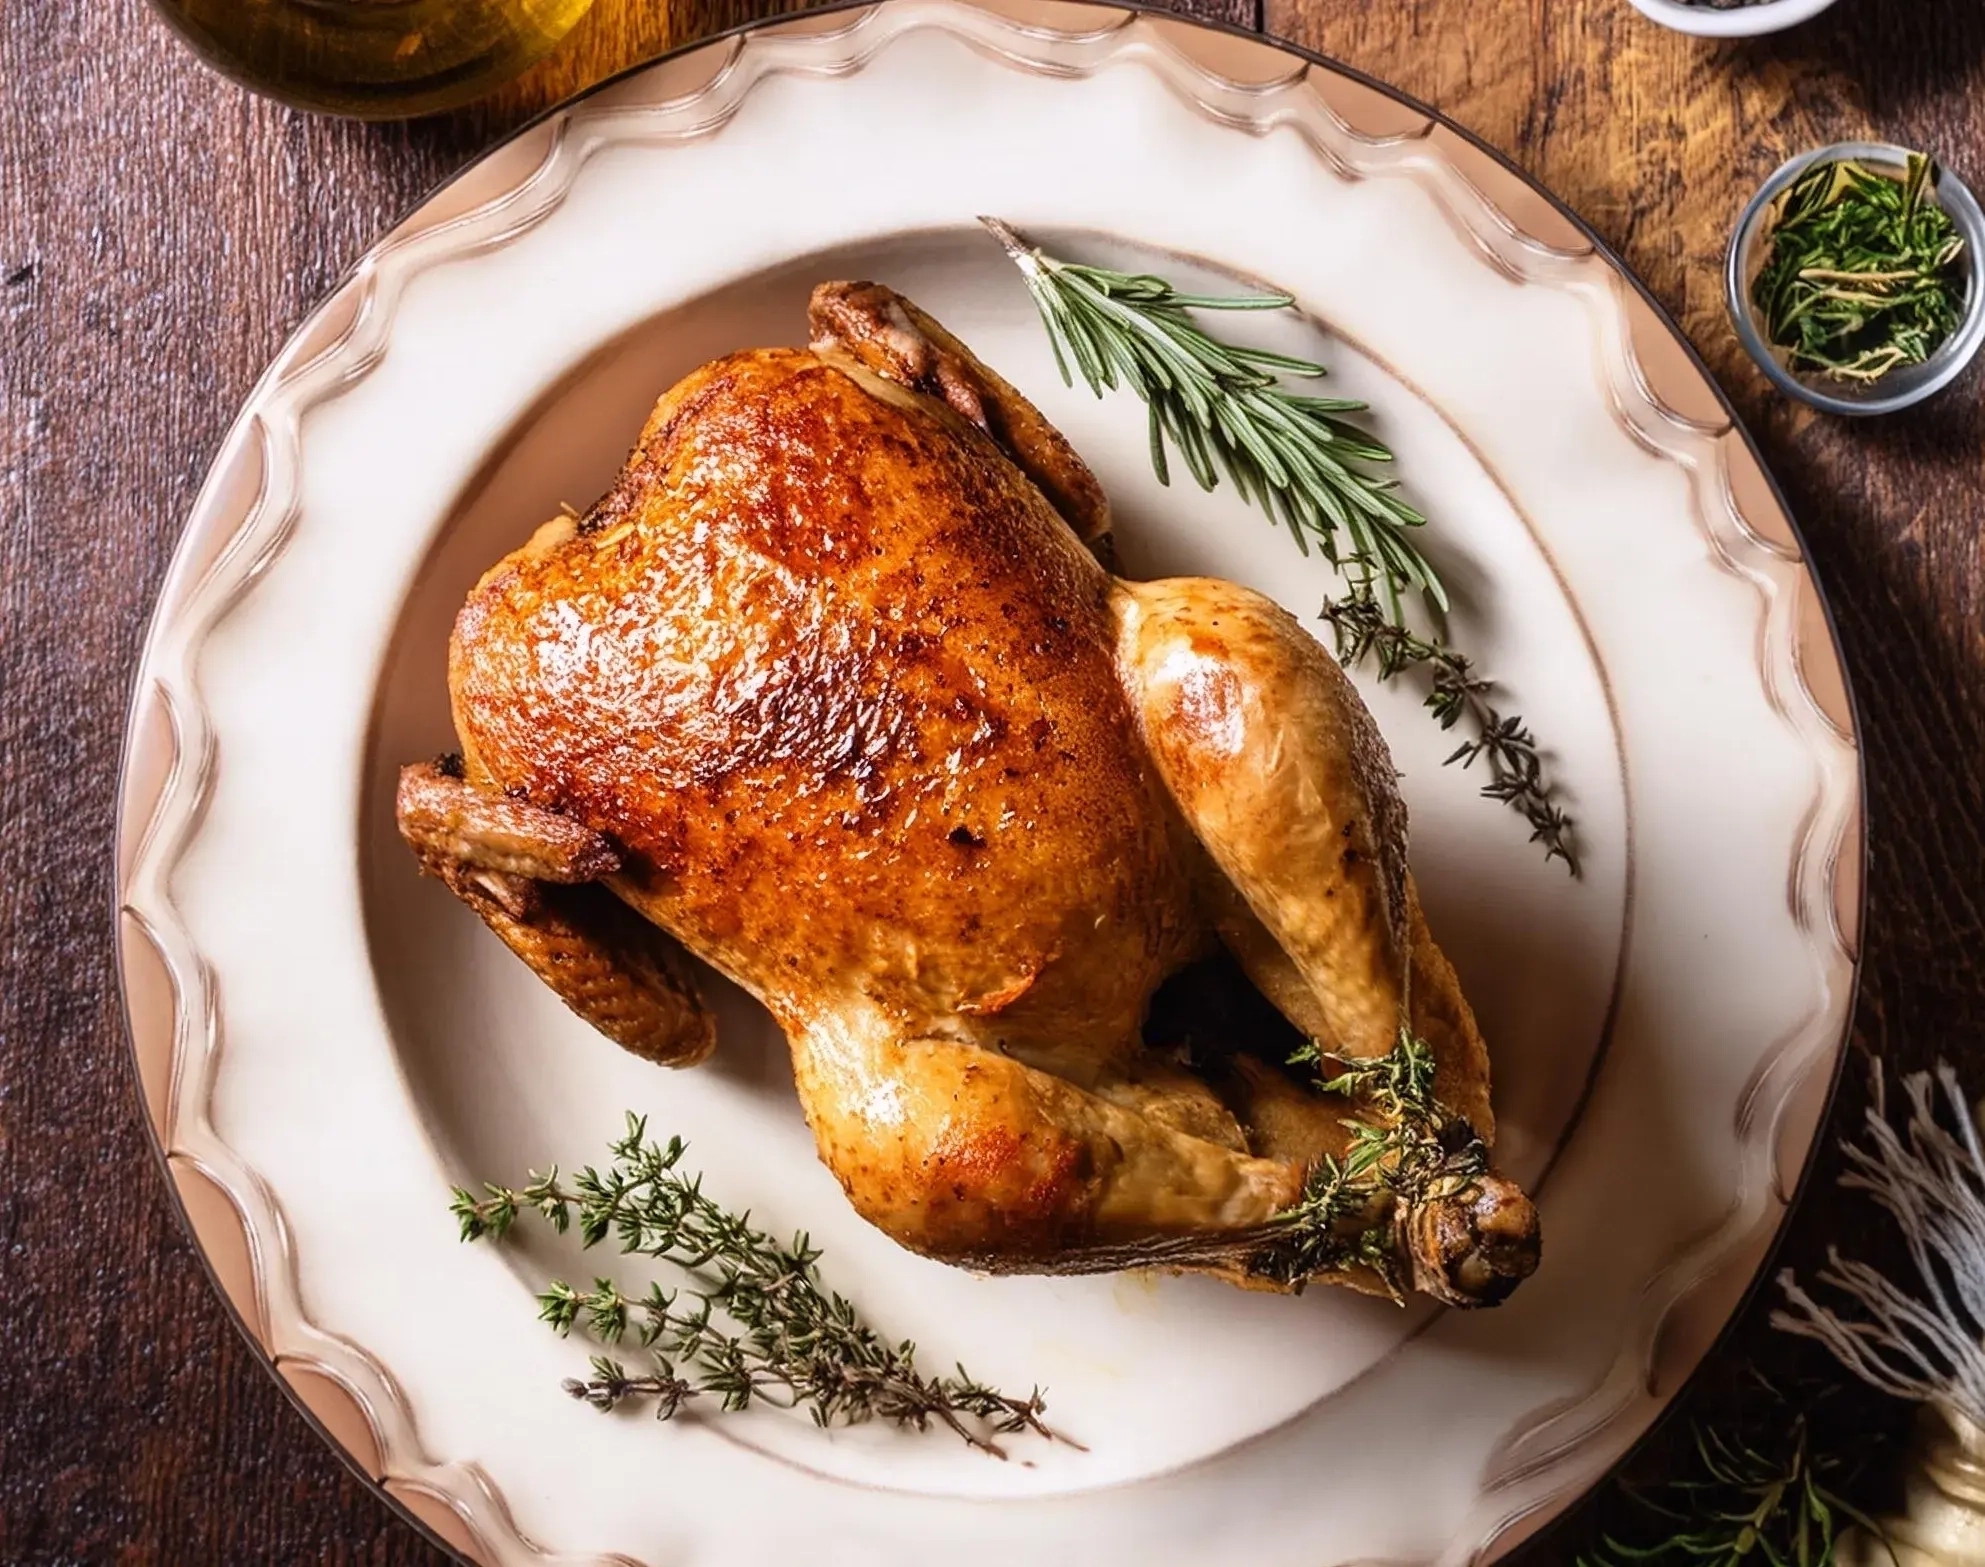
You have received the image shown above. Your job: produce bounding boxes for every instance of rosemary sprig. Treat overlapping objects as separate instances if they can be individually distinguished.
[1319,589,1579,874]
[1254,1027,1487,1294]
[453,1115,1065,1457]
[982,216,1441,620]
[986,218,1578,875]
[1577,1382,1892,1567]
[1752,152,1966,384]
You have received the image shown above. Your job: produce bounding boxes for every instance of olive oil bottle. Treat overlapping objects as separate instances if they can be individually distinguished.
[150,0,599,119]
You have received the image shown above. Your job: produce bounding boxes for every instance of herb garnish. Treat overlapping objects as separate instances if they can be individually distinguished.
[1253,1027,1488,1295]
[1319,591,1579,874]
[980,217,1441,619]
[1576,1377,1893,1567]
[985,218,1578,875]
[453,1115,1065,1457]
[1752,152,1967,384]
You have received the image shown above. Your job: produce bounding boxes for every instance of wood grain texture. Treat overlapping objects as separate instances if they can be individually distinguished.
[0,0,1978,1560]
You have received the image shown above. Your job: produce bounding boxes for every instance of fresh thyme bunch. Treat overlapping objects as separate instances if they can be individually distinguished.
[986,218,1577,875]
[452,1115,1063,1456]
[1254,1028,1488,1294]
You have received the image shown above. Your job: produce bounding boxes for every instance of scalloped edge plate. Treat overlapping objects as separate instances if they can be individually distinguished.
[116,4,1862,1562]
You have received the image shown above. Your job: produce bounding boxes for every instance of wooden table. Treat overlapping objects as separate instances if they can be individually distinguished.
[2,0,1980,1558]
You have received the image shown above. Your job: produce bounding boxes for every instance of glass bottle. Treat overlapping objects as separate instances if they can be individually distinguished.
[148,0,599,119]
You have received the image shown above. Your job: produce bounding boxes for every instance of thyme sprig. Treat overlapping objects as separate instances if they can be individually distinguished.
[1319,589,1579,874]
[986,218,1577,875]
[452,1115,1065,1457]
[1254,1028,1487,1294]
[1752,152,1967,384]
[1304,1026,1438,1116]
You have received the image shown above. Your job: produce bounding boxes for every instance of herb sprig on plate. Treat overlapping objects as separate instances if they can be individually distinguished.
[453,1115,1065,1457]
[985,218,1578,875]
[979,218,1441,620]
[1319,592,1579,874]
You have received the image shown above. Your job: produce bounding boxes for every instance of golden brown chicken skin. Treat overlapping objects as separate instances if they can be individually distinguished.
[403,283,1539,1306]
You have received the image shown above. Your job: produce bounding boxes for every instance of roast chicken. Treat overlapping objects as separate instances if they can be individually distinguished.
[398,282,1540,1307]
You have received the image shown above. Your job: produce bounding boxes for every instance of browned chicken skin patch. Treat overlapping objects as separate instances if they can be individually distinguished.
[400,282,1540,1306]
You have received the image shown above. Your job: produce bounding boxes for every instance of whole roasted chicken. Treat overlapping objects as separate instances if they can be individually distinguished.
[398,283,1540,1307]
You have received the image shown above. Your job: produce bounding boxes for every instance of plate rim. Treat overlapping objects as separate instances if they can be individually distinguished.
[112,3,1868,1561]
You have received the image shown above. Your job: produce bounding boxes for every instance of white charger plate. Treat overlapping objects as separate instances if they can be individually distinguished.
[116,3,1863,1561]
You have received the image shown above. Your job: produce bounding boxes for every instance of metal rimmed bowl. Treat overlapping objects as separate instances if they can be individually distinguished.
[1727,140,1985,417]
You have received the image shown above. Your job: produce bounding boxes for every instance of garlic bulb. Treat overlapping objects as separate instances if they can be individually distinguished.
[1779,1068,1985,1567]
[1837,1404,1985,1567]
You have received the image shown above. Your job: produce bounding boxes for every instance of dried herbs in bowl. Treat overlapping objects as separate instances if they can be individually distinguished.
[1751,152,1966,383]
[1727,143,1985,414]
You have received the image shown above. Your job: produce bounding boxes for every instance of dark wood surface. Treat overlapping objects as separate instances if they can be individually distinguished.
[2,0,1980,1560]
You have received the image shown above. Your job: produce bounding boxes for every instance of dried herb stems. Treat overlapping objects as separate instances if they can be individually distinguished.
[1752,152,1967,384]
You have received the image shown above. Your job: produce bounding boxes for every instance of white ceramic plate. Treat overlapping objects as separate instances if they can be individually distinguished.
[116,4,1863,1562]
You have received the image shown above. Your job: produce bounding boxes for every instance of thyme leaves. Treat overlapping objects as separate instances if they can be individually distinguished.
[454,1116,1065,1457]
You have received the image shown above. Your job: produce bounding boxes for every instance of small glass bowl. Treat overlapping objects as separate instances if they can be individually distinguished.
[1726,141,1985,416]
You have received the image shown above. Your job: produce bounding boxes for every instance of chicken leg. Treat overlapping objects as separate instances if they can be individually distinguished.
[1113,575,1536,1304]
